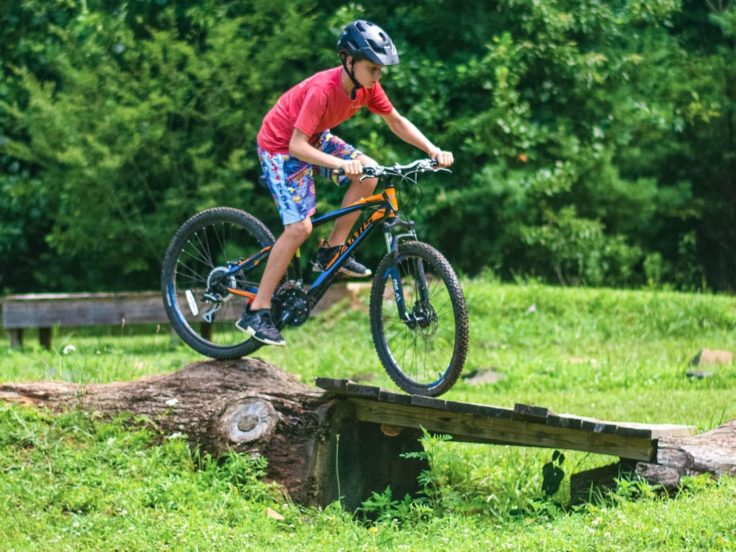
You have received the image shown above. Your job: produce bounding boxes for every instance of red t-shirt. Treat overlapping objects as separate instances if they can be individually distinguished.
[256,66,394,154]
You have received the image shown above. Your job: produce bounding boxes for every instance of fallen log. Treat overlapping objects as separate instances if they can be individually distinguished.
[570,420,736,500]
[635,419,736,487]
[0,359,426,509]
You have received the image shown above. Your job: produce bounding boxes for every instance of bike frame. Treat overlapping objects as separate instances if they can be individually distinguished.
[217,178,421,321]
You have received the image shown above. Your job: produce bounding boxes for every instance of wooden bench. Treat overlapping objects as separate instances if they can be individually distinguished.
[2,291,171,349]
[2,284,368,350]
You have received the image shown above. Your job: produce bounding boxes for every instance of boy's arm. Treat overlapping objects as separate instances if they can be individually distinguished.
[381,109,454,167]
[289,130,363,176]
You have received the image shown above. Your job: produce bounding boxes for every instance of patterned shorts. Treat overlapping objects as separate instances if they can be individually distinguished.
[257,131,362,225]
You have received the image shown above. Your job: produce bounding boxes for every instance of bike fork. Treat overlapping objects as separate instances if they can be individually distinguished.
[383,221,424,323]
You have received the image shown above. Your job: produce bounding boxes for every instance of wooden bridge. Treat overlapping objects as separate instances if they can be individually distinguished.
[313,378,698,508]
[317,378,693,461]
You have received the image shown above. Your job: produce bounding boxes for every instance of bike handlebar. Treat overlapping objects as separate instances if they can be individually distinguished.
[332,158,450,180]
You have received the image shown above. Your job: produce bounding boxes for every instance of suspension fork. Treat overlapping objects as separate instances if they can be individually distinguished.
[383,218,425,322]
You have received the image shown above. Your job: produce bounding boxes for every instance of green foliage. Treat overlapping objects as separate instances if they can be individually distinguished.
[1,0,317,290]
[1,0,735,291]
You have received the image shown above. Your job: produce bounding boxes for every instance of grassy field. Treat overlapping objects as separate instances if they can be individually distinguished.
[1,280,735,550]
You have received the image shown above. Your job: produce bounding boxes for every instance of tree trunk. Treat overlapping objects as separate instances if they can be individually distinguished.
[0,359,332,503]
[0,359,427,509]
[636,420,736,487]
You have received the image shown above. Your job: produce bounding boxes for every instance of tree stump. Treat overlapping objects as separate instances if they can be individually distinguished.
[0,359,426,509]
[635,419,736,487]
[570,420,736,500]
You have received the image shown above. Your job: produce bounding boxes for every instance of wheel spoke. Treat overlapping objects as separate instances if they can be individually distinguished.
[372,243,467,395]
[162,209,275,358]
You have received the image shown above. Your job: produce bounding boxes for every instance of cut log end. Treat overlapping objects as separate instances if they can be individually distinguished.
[220,398,279,446]
[635,420,736,487]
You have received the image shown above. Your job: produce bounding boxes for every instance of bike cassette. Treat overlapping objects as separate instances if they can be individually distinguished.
[206,266,237,298]
[271,283,310,327]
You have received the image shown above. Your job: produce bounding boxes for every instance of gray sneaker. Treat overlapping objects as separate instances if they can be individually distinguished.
[235,307,286,346]
[313,244,372,278]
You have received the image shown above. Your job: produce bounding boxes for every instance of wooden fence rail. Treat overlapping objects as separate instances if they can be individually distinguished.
[2,291,170,349]
[2,284,365,350]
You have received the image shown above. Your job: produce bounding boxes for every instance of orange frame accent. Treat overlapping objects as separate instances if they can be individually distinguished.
[237,245,272,268]
[324,207,388,270]
[226,288,257,300]
[346,188,398,211]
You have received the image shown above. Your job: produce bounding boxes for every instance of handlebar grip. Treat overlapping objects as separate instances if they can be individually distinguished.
[332,166,378,177]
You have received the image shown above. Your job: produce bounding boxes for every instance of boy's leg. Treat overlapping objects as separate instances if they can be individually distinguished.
[326,153,378,246]
[250,219,312,311]
[313,133,378,277]
[237,149,316,345]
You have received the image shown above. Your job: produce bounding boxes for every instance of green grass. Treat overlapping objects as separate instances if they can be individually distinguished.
[1,280,736,550]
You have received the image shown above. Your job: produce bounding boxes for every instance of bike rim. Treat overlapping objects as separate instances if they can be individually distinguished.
[168,218,265,347]
[379,254,457,389]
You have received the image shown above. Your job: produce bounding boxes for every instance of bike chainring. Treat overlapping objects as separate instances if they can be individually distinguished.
[271,283,311,327]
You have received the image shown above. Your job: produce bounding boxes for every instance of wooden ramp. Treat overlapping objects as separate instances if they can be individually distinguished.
[317,378,695,462]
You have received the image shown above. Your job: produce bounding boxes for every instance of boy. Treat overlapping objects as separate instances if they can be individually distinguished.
[236,19,454,346]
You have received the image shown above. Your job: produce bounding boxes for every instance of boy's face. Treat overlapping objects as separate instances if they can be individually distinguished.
[350,58,386,88]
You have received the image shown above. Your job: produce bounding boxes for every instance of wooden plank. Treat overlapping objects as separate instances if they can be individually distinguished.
[315,378,349,392]
[444,400,515,419]
[348,398,658,461]
[316,379,384,400]
[411,395,447,410]
[377,390,412,405]
[558,414,696,439]
[319,380,518,420]
[344,382,381,399]
[2,292,168,328]
[615,422,696,439]
[513,403,549,422]
[547,414,584,431]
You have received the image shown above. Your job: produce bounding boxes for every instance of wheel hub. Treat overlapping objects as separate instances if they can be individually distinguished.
[407,302,438,333]
[206,266,236,301]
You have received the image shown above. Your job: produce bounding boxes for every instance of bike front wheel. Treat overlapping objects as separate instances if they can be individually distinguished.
[370,241,469,396]
[161,207,274,359]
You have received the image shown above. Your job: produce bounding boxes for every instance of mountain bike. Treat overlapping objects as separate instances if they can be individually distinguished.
[161,159,469,396]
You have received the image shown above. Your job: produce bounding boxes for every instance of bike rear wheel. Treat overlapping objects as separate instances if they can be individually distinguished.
[161,207,274,359]
[369,241,469,396]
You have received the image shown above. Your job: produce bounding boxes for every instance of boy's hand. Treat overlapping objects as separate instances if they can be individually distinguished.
[339,159,364,176]
[429,148,454,168]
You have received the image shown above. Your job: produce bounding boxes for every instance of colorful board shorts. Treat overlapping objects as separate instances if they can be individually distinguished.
[257,130,363,225]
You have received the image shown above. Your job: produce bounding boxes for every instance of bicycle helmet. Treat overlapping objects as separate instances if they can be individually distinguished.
[337,20,400,66]
[337,20,399,99]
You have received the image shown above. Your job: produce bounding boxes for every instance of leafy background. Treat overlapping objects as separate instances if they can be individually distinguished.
[1,0,734,293]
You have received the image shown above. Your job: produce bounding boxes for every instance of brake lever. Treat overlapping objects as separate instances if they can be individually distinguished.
[359,166,382,181]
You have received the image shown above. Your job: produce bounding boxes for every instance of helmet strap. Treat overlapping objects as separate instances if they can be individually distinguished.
[340,53,362,100]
